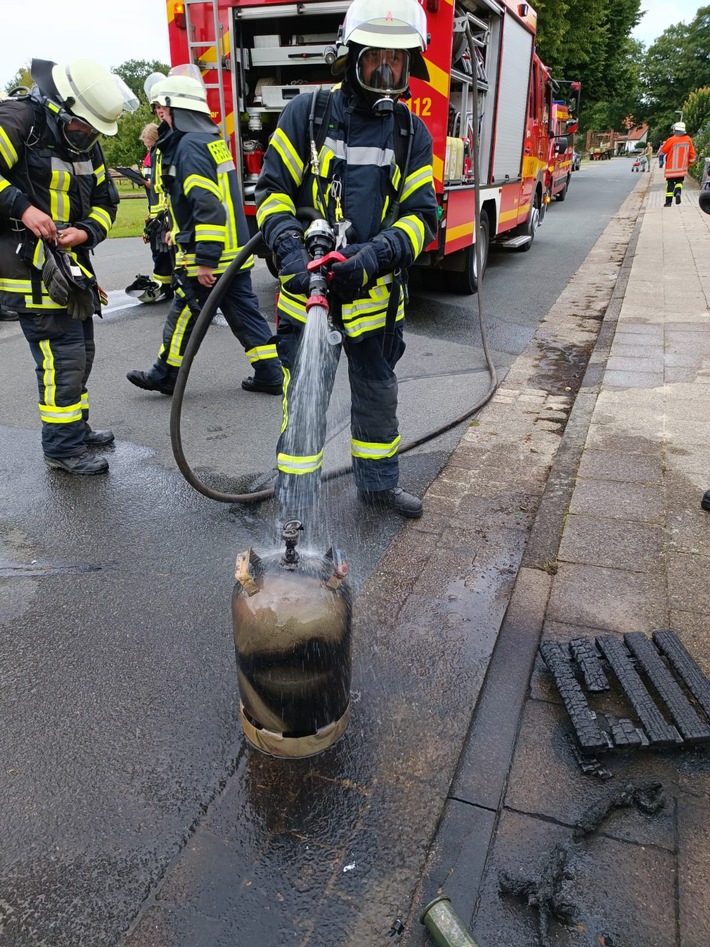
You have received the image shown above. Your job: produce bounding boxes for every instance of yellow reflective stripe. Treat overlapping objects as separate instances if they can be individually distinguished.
[195,223,226,241]
[164,301,192,367]
[280,368,291,433]
[219,169,239,251]
[39,401,83,424]
[245,343,279,364]
[277,450,323,475]
[277,292,308,324]
[0,179,11,195]
[89,206,113,234]
[94,164,107,185]
[49,169,71,222]
[80,392,89,411]
[0,128,18,167]
[175,252,254,275]
[341,295,405,338]
[39,340,57,405]
[400,164,434,203]
[270,128,304,186]
[183,173,221,199]
[351,435,400,459]
[393,215,425,256]
[256,192,297,227]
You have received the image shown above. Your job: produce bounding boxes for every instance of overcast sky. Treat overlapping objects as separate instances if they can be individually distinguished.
[0,0,704,91]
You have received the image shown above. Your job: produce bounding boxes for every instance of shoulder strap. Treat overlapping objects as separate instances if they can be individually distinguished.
[312,89,334,152]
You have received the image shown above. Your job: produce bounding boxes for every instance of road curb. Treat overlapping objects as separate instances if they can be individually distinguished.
[399,172,651,945]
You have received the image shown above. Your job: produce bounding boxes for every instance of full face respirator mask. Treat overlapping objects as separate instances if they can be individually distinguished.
[355,47,410,116]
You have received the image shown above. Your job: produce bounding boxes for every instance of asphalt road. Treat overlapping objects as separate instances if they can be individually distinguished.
[0,158,638,946]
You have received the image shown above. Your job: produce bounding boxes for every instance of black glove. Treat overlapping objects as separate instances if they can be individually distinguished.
[274,231,311,297]
[329,242,379,302]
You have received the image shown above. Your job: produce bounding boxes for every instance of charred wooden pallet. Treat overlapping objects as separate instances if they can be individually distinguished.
[540,631,710,754]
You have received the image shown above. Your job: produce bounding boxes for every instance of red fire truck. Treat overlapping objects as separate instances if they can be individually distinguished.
[543,96,579,208]
[166,0,578,293]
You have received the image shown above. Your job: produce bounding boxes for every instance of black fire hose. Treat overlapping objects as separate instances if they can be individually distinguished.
[170,212,498,504]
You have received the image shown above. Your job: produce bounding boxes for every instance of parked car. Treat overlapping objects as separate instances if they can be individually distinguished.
[572,150,582,171]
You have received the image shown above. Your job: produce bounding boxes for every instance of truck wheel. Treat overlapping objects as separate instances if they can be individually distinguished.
[556,177,569,202]
[540,188,551,222]
[515,195,539,253]
[451,210,490,294]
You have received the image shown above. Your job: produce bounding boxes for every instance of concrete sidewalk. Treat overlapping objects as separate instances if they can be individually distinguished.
[411,167,710,946]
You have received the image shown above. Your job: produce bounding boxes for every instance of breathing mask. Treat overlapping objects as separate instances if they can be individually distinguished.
[352,46,410,115]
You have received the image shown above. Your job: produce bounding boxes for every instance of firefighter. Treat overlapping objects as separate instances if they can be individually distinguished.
[255,0,437,518]
[124,122,174,304]
[0,58,135,475]
[658,122,696,206]
[126,71,282,397]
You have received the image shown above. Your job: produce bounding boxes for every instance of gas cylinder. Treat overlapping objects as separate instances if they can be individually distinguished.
[232,521,351,758]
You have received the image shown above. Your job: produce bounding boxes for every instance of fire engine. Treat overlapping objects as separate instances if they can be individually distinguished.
[543,96,580,209]
[166,0,579,294]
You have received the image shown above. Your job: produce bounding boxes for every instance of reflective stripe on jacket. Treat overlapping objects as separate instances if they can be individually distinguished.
[0,97,118,314]
[255,87,437,339]
[659,135,696,178]
[158,126,253,275]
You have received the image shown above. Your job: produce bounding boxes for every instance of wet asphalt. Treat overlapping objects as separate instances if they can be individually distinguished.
[0,160,637,946]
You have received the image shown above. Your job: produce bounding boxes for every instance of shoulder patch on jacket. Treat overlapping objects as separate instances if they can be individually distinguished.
[207,138,233,165]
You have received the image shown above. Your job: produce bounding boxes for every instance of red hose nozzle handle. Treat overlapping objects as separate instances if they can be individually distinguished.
[306,250,347,273]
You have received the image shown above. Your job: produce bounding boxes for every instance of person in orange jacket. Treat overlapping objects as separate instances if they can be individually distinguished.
[658,122,696,206]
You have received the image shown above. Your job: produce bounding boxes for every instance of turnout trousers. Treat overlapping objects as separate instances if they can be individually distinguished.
[19,311,95,458]
[149,269,281,386]
[275,318,405,512]
[665,176,685,203]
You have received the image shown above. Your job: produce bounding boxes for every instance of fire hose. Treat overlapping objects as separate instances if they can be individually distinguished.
[170,41,495,504]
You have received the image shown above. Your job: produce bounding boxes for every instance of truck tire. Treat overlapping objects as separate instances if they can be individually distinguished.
[451,210,490,294]
[515,194,539,253]
[556,177,570,202]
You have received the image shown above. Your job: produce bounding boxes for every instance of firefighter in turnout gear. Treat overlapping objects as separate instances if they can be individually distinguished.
[124,121,175,304]
[255,0,437,518]
[126,69,282,397]
[0,57,135,475]
[659,122,696,206]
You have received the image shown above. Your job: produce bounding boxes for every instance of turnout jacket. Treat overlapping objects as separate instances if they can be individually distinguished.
[658,134,696,179]
[157,124,253,275]
[255,87,437,340]
[0,97,118,315]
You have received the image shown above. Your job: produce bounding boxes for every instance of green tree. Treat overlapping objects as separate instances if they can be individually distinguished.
[102,59,169,169]
[3,64,32,94]
[640,6,710,140]
[535,0,643,135]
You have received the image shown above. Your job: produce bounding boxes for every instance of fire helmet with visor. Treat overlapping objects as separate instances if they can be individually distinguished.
[32,57,138,153]
[149,65,216,133]
[334,0,429,103]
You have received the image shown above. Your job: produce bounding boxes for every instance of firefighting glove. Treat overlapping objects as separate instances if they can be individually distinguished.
[329,242,380,303]
[275,231,311,297]
[41,244,71,307]
[66,285,96,321]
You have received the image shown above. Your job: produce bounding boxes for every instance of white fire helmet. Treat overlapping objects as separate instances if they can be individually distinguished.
[673,121,686,134]
[341,0,428,52]
[151,65,210,114]
[334,0,430,91]
[51,58,138,136]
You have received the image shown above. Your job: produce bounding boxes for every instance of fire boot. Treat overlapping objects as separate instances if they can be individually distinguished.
[358,486,423,518]
[44,453,109,475]
[126,368,177,395]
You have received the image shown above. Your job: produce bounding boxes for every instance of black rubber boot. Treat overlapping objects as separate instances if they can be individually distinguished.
[126,370,176,395]
[44,453,109,475]
[358,486,423,518]
[85,428,115,447]
[241,376,283,395]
